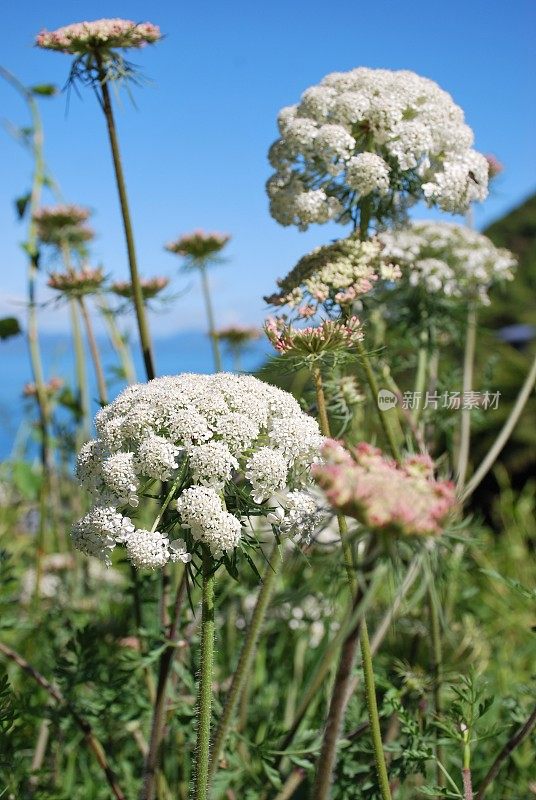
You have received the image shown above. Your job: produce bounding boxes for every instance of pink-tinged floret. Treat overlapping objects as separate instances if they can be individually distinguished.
[36,19,161,54]
[313,440,456,537]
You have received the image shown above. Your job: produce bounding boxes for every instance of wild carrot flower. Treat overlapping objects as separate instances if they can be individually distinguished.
[34,204,94,248]
[35,19,161,54]
[265,235,400,315]
[47,267,105,297]
[267,67,489,230]
[165,230,230,263]
[265,316,364,357]
[378,221,516,304]
[23,376,64,399]
[72,373,323,569]
[313,440,456,536]
[111,276,169,302]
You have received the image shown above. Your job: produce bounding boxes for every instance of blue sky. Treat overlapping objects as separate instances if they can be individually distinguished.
[1,0,535,336]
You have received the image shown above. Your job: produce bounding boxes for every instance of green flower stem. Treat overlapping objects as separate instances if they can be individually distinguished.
[60,243,90,438]
[199,260,222,372]
[141,567,188,800]
[78,297,108,406]
[413,332,429,425]
[209,543,282,781]
[462,726,473,800]
[193,547,216,800]
[0,68,51,472]
[456,305,477,490]
[461,349,536,503]
[96,62,156,381]
[428,580,445,792]
[70,300,90,438]
[359,617,393,800]
[98,296,137,384]
[312,366,356,588]
[355,339,403,462]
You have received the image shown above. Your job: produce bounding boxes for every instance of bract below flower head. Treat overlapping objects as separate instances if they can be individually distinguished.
[48,267,105,297]
[165,230,231,262]
[313,440,456,537]
[264,316,363,357]
[34,204,94,248]
[111,276,169,301]
[35,19,161,54]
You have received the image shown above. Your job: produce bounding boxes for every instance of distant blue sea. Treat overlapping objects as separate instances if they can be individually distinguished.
[0,332,270,460]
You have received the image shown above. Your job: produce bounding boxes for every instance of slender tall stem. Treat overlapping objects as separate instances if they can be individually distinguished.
[312,366,355,588]
[98,296,136,384]
[209,544,282,780]
[141,569,188,800]
[311,590,363,800]
[199,261,222,372]
[193,547,216,800]
[78,297,108,406]
[359,618,392,800]
[428,582,445,792]
[457,306,477,489]
[0,68,51,471]
[355,340,403,462]
[461,350,536,502]
[96,64,155,381]
[60,243,90,438]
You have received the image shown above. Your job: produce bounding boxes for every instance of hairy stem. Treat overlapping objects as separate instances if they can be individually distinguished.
[193,547,216,800]
[359,618,392,800]
[462,768,473,800]
[96,64,155,381]
[199,261,222,372]
[209,543,282,780]
[78,297,108,406]
[456,306,477,490]
[0,641,125,800]
[461,350,536,502]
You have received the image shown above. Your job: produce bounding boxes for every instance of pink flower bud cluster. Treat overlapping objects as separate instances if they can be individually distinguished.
[313,440,456,537]
[36,19,161,54]
[48,267,105,296]
[165,230,231,261]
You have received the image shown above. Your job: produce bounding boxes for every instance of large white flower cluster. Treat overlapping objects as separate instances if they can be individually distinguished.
[265,235,401,316]
[378,221,516,304]
[267,67,489,230]
[72,373,324,568]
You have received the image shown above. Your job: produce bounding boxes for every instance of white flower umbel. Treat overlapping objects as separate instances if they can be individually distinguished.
[71,506,135,566]
[72,373,323,569]
[267,67,489,230]
[125,529,170,570]
[378,221,517,304]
